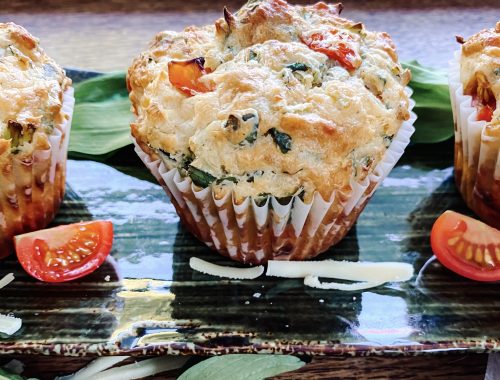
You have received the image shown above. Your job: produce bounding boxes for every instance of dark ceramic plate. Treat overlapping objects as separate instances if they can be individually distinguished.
[0,71,499,357]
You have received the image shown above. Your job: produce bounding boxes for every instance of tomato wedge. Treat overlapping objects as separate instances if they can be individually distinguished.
[168,57,213,97]
[430,211,500,281]
[14,221,113,282]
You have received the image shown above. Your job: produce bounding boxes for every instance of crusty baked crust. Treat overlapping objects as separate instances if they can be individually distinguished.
[460,21,499,122]
[0,23,72,257]
[128,0,411,204]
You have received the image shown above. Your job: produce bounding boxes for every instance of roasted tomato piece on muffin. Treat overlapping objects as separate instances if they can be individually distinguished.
[127,0,414,263]
[0,23,73,258]
[168,57,214,96]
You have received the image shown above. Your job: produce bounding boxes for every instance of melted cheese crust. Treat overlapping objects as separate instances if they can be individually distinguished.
[460,21,500,139]
[0,23,71,156]
[128,0,411,203]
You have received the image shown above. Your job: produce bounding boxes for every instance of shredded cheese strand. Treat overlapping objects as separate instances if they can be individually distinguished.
[304,276,387,291]
[0,314,21,335]
[0,273,14,290]
[189,257,264,279]
[266,260,413,283]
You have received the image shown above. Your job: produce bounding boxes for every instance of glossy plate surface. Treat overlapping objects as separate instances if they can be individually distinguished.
[0,73,499,357]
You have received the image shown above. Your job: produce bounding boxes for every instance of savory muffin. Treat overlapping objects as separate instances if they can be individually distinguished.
[0,23,73,257]
[450,21,499,228]
[128,0,415,264]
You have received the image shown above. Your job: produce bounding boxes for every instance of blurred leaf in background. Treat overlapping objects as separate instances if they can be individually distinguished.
[70,72,133,157]
[178,354,305,380]
[402,61,453,144]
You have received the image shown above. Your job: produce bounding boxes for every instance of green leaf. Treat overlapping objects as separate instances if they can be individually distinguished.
[286,62,308,72]
[0,368,33,380]
[74,72,129,103]
[69,72,132,157]
[266,128,292,153]
[178,354,305,380]
[188,165,216,187]
[404,60,453,143]
[70,98,133,155]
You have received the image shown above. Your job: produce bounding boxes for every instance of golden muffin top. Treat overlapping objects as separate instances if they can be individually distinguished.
[0,23,71,157]
[128,0,411,203]
[459,21,500,138]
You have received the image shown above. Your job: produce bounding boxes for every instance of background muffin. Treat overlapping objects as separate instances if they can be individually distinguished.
[128,0,415,264]
[450,21,499,229]
[0,23,74,257]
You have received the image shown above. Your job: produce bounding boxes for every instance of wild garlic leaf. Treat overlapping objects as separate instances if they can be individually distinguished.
[402,61,453,143]
[188,166,216,188]
[178,354,305,380]
[69,72,132,157]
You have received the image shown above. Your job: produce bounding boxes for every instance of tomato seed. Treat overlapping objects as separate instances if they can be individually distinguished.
[76,247,91,256]
[466,245,473,260]
[45,254,53,266]
[474,247,483,264]
[447,236,460,246]
[484,248,494,267]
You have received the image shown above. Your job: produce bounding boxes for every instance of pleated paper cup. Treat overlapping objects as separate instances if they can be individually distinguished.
[449,51,500,228]
[133,91,416,264]
[0,88,75,257]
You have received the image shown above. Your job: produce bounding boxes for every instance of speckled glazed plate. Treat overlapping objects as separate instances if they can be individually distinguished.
[0,72,499,358]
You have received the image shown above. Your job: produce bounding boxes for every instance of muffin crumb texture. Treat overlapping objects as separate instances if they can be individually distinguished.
[0,23,71,157]
[128,0,411,204]
[460,20,499,130]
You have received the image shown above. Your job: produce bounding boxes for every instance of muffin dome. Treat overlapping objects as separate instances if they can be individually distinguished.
[459,21,500,103]
[0,23,70,150]
[0,23,73,256]
[128,0,411,204]
[128,0,415,263]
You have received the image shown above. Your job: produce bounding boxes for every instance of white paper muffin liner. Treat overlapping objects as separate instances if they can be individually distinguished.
[0,87,75,257]
[133,91,416,264]
[449,51,500,228]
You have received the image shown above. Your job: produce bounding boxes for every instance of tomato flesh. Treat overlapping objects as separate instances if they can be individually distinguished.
[477,104,494,122]
[15,221,113,282]
[430,210,500,281]
[168,57,213,97]
[473,95,496,122]
[302,30,360,71]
